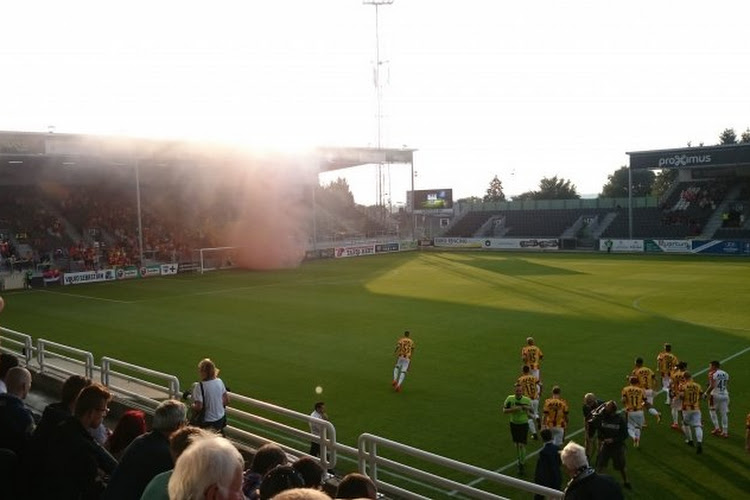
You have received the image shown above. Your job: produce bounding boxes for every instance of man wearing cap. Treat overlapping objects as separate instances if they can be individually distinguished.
[521,337,544,380]
[592,400,631,490]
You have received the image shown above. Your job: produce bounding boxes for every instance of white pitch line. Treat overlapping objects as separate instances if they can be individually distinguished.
[36,288,133,304]
[454,345,750,495]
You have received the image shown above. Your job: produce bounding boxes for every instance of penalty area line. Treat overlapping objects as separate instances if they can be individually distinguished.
[36,288,133,304]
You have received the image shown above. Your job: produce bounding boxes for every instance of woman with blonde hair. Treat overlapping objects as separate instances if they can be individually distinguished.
[191,358,229,434]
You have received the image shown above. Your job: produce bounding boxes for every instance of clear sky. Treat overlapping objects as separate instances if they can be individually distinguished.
[2,1,749,205]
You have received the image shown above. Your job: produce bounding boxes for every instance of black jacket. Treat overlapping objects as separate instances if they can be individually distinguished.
[564,467,624,500]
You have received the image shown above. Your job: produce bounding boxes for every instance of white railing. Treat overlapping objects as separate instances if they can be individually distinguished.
[358,433,565,500]
[226,393,338,471]
[100,356,182,406]
[0,326,33,364]
[36,338,96,380]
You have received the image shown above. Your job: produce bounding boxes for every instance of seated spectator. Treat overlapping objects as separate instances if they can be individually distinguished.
[0,352,20,393]
[243,443,288,499]
[292,456,325,490]
[259,465,305,500]
[273,489,331,500]
[42,383,118,500]
[105,409,147,460]
[336,472,377,500]
[25,374,93,492]
[0,367,34,455]
[168,435,244,500]
[140,426,214,500]
[102,399,186,500]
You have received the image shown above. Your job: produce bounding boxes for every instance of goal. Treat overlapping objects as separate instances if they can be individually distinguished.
[193,247,241,274]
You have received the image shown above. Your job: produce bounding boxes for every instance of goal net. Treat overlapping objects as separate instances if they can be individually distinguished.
[192,247,242,274]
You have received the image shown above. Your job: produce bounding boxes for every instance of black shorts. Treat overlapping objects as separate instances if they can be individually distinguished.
[510,422,529,444]
[596,443,625,471]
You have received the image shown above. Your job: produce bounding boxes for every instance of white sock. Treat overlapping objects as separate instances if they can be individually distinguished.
[695,427,703,443]
[709,410,719,429]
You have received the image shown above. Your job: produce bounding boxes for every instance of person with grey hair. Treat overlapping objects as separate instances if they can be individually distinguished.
[168,434,244,500]
[0,366,34,455]
[102,399,187,500]
[560,441,622,499]
[0,352,20,394]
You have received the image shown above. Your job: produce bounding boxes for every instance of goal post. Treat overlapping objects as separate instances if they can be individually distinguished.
[192,246,242,274]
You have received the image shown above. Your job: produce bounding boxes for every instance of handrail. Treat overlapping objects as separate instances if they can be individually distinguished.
[0,326,33,365]
[227,392,338,470]
[358,433,565,500]
[100,356,182,405]
[36,338,95,379]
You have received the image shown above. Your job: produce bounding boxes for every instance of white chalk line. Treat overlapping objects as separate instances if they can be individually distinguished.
[35,288,133,304]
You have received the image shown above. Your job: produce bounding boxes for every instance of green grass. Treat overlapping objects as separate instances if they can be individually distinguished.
[3,251,750,499]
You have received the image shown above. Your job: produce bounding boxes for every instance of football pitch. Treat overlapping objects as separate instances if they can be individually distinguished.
[4,251,750,499]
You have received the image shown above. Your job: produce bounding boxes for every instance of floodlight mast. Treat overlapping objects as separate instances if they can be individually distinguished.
[363,0,393,210]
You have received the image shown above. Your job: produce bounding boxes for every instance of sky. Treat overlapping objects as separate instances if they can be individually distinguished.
[2,1,750,206]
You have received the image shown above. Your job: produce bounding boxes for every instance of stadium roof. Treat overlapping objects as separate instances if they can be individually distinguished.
[627,142,750,171]
[0,131,415,174]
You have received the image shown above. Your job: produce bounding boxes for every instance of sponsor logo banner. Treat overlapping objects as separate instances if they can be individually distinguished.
[140,265,161,278]
[116,266,140,280]
[691,240,750,255]
[375,242,400,253]
[63,269,116,286]
[161,263,179,275]
[644,240,692,253]
[334,245,376,258]
[433,237,483,248]
[599,239,644,252]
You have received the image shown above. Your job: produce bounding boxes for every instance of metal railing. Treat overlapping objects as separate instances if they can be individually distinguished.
[358,433,564,500]
[36,338,95,380]
[100,356,182,407]
[0,326,33,365]
[226,393,338,471]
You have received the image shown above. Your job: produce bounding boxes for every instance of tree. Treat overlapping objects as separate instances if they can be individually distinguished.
[457,196,483,204]
[483,175,506,202]
[651,168,678,199]
[536,176,580,200]
[317,177,354,210]
[600,166,655,198]
[719,128,737,145]
[512,191,537,201]
[741,128,750,143]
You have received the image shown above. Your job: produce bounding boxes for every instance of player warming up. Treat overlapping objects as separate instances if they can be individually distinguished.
[392,330,414,392]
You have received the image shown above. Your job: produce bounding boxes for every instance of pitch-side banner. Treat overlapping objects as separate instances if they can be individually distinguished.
[599,240,644,252]
[691,240,750,255]
[63,269,117,286]
[434,238,559,250]
[334,245,376,258]
[433,237,483,248]
[161,263,179,275]
[644,240,692,253]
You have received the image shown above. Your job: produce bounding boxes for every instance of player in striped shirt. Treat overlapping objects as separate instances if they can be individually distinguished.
[621,377,647,448]
[669,361,687,430]
[542,385,569,446]
[679,371,704,454]
[656,343,678,405]
[391,330,414,392]
[521,337,544,380]
[629,357,662,425]
[517,365,542,440]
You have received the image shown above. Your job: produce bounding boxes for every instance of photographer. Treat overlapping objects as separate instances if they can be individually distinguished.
[588,400,631,491]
